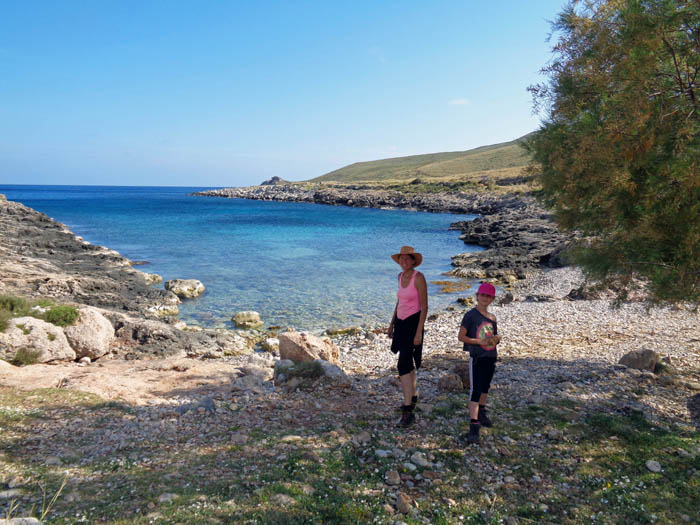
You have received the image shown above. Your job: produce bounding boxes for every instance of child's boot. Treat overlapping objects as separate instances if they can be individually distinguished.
[464,422,480,445]
[397,405,415,428]
[478,406,492,427]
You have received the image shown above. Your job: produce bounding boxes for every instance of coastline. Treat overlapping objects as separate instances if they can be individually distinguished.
[194,183,572,283]
[2,192,699,523]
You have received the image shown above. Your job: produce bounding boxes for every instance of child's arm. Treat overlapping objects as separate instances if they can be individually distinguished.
[458,325,485,346]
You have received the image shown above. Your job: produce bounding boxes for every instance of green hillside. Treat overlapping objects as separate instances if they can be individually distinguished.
[310,134,532,184]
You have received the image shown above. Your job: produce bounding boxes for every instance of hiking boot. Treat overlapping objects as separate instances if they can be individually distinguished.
[478,408,493,428]
[396,395,419,412]
[461,422,480,445]
[397,406,415,428]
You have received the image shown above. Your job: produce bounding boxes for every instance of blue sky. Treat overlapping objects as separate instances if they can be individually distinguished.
[0,0,567,187]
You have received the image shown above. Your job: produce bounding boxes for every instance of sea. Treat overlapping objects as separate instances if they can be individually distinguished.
[0,185,480,332]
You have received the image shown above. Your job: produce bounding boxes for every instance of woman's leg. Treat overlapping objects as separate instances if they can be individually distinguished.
[400,371,414,406]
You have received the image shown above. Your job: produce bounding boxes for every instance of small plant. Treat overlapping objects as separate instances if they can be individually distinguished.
[15,323,31,335]
[42,305,78,327]
[47,333,56,341]
[0,310,10,332]
[288,361,324,380]
[10,348,42,366]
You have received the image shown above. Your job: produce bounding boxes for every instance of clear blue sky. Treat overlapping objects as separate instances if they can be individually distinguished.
[0,0,567,187]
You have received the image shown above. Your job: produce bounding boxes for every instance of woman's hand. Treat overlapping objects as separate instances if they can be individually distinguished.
[387,324,394,338]
[413,331,423,346]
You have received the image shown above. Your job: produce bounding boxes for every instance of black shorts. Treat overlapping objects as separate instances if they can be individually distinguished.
[391,311,423,376]
[469,356,497,402]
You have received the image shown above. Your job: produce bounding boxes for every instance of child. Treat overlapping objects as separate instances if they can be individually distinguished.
[457,282,501,444]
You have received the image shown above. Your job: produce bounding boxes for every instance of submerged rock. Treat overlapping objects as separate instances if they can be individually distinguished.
[233,311,264,329]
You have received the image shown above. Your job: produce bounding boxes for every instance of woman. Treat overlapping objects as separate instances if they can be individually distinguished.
[388,246,428,428]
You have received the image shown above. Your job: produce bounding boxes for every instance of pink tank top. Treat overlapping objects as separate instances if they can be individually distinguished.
[397,271,421,320]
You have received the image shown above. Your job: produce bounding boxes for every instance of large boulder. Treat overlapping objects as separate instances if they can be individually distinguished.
[437,373,464,393]
[619,349,660,372]
[63,306,115,360]
[233,311,264,329]
[164,279,205,299]
[0,317,76,363]
[278,332,339,365]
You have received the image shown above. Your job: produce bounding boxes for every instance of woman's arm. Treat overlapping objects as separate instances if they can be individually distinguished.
[414,272,428,345]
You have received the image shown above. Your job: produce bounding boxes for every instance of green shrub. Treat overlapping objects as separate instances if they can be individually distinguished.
[0,295,32,316]
[0,310,9,332]
[42,306,78,327]
[10,348,42,366]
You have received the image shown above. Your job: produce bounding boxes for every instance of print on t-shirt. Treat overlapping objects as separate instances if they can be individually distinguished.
[477,321,496,351]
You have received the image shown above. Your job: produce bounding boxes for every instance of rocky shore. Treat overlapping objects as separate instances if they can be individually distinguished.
[0,195,260,360]
[1,192,699,523]
[194,184,573,282]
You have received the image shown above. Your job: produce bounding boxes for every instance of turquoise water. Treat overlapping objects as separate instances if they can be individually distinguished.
[0,185,479,331]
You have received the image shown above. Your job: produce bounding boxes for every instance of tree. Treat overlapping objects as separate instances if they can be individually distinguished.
[527,0,700,305]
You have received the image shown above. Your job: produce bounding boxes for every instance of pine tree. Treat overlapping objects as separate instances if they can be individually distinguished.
[528,0,700,304]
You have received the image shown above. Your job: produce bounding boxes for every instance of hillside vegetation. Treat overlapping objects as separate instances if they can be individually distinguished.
[310,134,534,193]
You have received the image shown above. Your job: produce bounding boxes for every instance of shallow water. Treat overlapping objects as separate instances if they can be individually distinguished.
[0,185,480,331]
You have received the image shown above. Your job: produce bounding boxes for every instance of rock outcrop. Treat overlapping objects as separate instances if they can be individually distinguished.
[0,317,76,363]
[0,197,177,317]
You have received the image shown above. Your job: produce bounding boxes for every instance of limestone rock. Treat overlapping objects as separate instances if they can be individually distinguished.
[278,331,339,364]
[396,492,412,514]
[261,337,279,352]
[453,362,471,390]
[438,372,464,392]
[164,279,205,299]
[233,311,263,329]
[63,306,115,359]
[0,317,76,363]
[314,359,348,382]
[385,470,401,486]
[619,349,660,372]
[232,374,264,393]
[141,272,163,285]
[239,365,274,382]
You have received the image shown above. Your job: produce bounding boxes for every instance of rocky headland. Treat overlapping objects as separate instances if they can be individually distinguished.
[194,184,573,283]
[0,195,259,361]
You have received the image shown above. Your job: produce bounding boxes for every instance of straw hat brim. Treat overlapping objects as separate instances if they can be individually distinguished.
[391,252,423,267]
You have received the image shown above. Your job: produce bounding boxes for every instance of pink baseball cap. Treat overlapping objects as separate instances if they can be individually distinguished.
[477,282,496,297]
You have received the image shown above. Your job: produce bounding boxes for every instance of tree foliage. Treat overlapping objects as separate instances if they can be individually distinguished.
[528,0,700,304]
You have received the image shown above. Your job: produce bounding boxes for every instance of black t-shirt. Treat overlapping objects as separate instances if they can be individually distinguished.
[461,307,498,359]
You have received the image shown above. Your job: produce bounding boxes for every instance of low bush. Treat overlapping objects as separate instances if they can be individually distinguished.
[10,348,42,366]
[43,305,79,327]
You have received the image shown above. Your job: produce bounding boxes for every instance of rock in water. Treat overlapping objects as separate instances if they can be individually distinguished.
[164,279,205,298]
[232,311,264,329]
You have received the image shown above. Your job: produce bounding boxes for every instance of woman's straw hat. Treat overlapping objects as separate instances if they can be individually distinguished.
[391,246,423,267]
